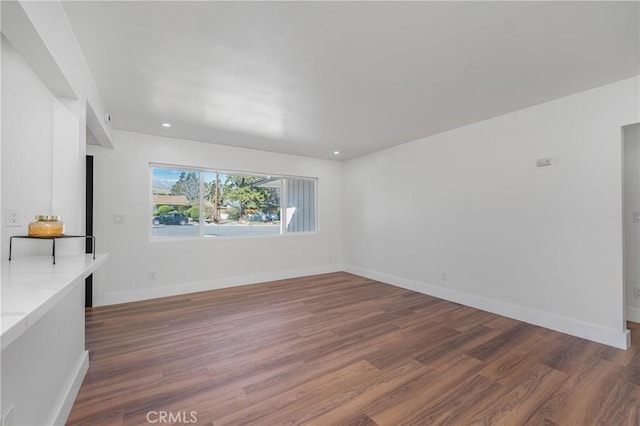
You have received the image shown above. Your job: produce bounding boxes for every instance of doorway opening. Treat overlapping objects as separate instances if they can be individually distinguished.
[85,155,94,307]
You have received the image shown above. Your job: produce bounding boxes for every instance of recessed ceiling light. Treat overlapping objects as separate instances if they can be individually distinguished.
[333,151,340,155]
[161,122,172,128]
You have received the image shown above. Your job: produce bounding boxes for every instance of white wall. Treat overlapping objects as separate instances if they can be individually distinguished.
[344,77,640,349]
[52,98,85,241]
[624,123,640,322]
[1,6,3,265]
[88,130,343,305]
[1,4,111,423]
[1,37,84,259]
[1,0,113,262]
[3,0,114,147]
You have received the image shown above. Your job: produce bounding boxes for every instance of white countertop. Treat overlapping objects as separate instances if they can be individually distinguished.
[1,253,109,350]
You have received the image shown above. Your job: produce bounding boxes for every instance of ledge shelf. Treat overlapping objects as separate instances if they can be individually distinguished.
[9,235,95,265]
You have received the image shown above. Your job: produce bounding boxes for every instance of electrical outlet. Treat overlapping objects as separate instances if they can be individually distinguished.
[149,272,157,281]
[4,209,23,227]
[633,286,640,299]
[441,272,448,281]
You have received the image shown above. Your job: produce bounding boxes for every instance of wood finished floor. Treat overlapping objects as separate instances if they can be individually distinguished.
[68,272,640,426]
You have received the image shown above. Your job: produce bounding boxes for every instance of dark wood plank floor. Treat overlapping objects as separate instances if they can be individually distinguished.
[68,272,640,425]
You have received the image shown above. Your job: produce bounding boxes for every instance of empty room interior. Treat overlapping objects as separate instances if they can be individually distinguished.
[2,1,640,425]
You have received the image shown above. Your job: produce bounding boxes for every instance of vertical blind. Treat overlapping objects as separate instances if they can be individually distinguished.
[286,178,316,233]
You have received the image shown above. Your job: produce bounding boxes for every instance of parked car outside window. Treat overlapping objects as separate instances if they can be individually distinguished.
[152,213,188,226]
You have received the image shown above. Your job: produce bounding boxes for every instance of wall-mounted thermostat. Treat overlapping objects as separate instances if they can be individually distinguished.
[536,157,552,167]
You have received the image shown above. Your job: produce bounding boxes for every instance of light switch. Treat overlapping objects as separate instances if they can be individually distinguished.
[113,214,125,225]
[634,212,640,223]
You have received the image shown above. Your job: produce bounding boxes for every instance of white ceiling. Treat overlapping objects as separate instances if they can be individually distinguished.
[62,1,639,160]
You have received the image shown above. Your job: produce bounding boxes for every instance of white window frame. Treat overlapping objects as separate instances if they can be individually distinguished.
[149,163,318,241]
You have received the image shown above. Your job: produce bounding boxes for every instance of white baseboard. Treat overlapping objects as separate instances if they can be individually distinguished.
[345,265,630,350]
[102,265,342,305]
[99,263,630,349]
[628,305,640,323]
[51,350,89,425]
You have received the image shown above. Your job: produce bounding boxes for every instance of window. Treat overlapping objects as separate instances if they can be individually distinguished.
[151,165,316,238]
